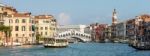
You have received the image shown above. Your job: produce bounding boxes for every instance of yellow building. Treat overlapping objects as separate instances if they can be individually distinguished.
[4,12,34,44]
[34,15,57,38]
[0,4,18,25]
[0,4,18,45]
[0,4,4,44]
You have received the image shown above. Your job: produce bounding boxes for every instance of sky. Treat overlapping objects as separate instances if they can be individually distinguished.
[1,0,150,25]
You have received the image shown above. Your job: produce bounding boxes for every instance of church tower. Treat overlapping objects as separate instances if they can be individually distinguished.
[112,9,117,25]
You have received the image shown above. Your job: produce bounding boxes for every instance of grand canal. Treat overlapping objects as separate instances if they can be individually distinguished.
[0,43,150,56]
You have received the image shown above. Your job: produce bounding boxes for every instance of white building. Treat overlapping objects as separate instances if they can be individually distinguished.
[116,21,127,39]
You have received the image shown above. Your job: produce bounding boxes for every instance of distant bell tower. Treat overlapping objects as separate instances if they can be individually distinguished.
[112,9,117,25]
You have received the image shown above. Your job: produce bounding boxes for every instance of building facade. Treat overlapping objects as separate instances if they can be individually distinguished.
[136,15,150,42]
[104,25,112,42]
[126,14,150,43]
[116,22,127,40]
[0,4,4,25]
[0,4,26,45]
[34,15,57,38]
[0,4,5,44]
[84,26,92,34]
[3,12,34,44]
[90,23,108,42]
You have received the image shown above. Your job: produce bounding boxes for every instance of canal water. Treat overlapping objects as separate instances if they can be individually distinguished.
[0,43,150,56]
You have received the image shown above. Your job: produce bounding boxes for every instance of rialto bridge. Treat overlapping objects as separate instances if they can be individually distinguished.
[58,30,91,42]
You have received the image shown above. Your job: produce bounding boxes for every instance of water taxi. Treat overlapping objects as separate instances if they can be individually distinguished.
[43,38,69,48]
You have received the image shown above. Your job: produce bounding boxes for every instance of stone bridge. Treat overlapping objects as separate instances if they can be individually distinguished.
[58,30,91,42]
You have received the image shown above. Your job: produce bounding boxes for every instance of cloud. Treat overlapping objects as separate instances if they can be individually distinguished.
[58,12,71,25]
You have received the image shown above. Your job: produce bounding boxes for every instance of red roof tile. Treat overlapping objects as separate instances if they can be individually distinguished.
[12,12,31,17]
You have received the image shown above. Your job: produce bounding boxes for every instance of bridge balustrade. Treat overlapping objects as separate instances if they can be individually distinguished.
[57,30,91,42]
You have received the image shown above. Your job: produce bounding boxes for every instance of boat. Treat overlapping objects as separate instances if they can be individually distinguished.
[4,42,22,46]
[43,37,69,48]
[114,40,119,43]
[104,39,111,43]
[130,41,150,50]
[120,39,129,44]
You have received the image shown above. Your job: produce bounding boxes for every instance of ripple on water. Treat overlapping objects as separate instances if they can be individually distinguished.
[0,43,150,56]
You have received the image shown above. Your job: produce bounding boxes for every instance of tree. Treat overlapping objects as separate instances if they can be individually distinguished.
[0,25,12,45]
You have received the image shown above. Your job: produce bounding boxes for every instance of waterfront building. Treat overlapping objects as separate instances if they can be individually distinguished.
[126,19,136,40]
[0,4,5,25]
[136,14,150,41]
[115,21,127,42]
[90,23,96,41]
[126,14,150,44]
[0,4,17,25]
[104,25,112,42]
[0,4,21,45]
[84,26,92,34]
[98,24,108,42]
[3,12,34,44]
[0,4,5,44]
[2,6,17,15]
[127,15,150,49]
[90,23,108,42]
[90,23,99,42]
[34,15,57,38]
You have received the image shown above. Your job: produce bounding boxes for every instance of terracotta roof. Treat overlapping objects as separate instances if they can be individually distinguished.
[140,14,150,19]
[3,6,18,13]
[34,15,53,19]
[12,12,31,17]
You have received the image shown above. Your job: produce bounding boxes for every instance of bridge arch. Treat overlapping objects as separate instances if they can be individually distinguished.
[58,30,91,42]
[71,37,85,42]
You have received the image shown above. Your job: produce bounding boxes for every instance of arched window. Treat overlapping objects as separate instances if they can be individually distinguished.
[63,34,65,37]
[68,33,70,35]
[66,34,68,36]
[76,33,78,35]
[81,34,83,36]
[83,34,84,36]
[72,32,75,35]
[15,19,19,23]
[79,34,80,36]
